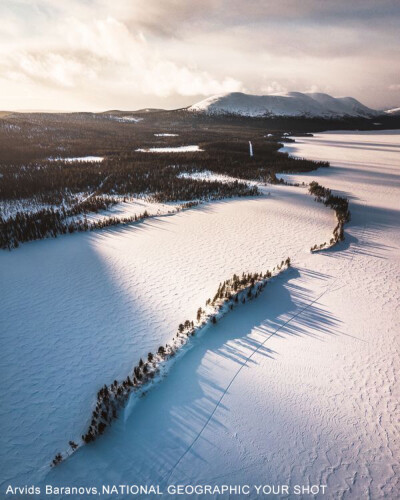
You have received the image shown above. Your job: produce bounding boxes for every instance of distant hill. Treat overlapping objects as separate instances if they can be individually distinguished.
[188,91,380,118]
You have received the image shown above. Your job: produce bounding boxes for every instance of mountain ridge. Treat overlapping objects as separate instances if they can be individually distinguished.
[188,91,380,118]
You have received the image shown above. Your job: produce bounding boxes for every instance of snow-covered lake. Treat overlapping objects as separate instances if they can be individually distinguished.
[49,156,104,162]
[1,131,399,499]
[136,145,202,153]
[154,133,179,137]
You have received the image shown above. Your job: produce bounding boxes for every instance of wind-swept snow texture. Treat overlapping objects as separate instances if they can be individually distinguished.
[189,91,380,118]
[0,182,332,490]
[1,131,399,499]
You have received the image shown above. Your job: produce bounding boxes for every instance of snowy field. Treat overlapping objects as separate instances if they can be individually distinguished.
[107,116,143,123]
[49,156,104,162]
[1,131,399,499]
[0,195,177,222]
[154,133,179,137]
[135,145,202,153]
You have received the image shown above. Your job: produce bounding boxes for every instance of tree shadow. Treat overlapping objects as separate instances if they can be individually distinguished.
[320,199,400,262]
[44,266,343,495]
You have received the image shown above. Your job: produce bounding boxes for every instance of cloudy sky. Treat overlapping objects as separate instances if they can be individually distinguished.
[1,0,399,111]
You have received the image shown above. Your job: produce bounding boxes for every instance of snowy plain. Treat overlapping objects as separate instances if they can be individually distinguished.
[107,116,143,123]
[1,131,399,499]
[135,145,202,153]
[154,133,179,137]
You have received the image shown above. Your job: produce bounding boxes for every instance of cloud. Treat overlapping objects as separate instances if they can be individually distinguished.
[260,81,287,95]
[0,0,399,110]
[0,15,243,102]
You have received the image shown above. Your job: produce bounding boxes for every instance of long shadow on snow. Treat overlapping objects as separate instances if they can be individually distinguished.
[319,199,400,262]
[44,266,341,495]
[0,228,179,489]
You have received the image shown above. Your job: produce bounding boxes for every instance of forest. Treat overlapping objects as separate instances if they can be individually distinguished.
[1,108,387,248]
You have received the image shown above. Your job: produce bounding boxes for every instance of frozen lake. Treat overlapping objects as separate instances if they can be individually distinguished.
[1,131,399,499]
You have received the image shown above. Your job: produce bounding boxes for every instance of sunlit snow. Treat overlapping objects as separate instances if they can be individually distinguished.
[1,131,399,499]
[49,156,104,162]
[136,145,202,153]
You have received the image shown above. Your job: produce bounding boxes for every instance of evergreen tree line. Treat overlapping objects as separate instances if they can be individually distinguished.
[0,149,312,202]
[0,181,256,249]
[1,109,398,165]
[309,181,351,251]
[51,257,291,466]
[0,196,121,249]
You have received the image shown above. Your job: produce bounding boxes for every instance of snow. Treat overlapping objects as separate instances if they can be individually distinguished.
[189,91,380,118]
[0,199,59,219]
[0,193,134,220]
[1,130,399,498]
[177,170,254,185]
[69,197,179,225]
[0,122,21,131]
[385,107,400,115]
[0,180,332,492]
[154,133,179,137]
[49,156,104,162]
[108,116,143,123]
[136,145,202,153]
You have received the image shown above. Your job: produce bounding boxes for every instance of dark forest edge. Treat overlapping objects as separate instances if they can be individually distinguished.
[51,258,292,467]
[308,181,351,251]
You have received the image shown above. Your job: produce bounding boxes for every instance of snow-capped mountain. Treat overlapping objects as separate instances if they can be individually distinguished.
[188,91,380,118]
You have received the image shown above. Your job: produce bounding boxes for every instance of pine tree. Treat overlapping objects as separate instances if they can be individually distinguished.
[69,441,78,451]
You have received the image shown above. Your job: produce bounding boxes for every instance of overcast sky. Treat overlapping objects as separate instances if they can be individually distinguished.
[1,0,399,111]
